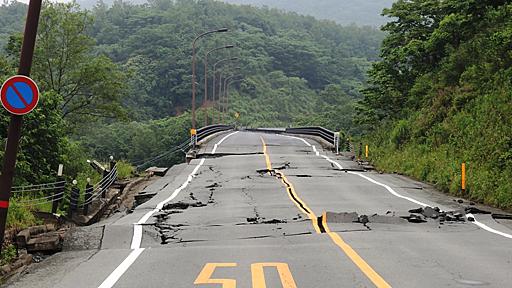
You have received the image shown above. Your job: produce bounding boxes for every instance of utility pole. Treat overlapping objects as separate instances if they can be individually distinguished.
[0,0,42,253]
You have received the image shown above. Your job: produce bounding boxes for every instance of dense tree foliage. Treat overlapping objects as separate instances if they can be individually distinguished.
[222,0,394,27]
[0,0,384,183]
[74,0,394,27]
[86,0,384,123]
[358,0,512,208]
[0,0,25,50]
[0,1,128,185]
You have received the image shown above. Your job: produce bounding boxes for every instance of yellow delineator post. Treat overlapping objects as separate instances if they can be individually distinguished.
[462,162,466,193]
[365,145,369,159]
[190,128,198,148]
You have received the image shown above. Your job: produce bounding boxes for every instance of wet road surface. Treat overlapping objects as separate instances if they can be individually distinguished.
[7,131,512,288]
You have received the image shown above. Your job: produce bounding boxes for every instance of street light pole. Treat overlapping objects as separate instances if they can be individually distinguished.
[203,45,234,126]
[212,57,238,124]
[226,78,244,122]
[221,73,241,123]
[191,28,228,130]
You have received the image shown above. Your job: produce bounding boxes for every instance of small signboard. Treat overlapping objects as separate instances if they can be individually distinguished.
[0,75,39,115]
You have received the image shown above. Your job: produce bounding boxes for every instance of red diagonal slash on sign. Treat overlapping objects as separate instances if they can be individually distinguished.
[10,84,30,107]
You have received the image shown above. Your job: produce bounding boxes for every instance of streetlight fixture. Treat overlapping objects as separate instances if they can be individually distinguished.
[218,67,240,123]
[225,78,244,122]
[221,73,242,123]
[212,57,238,124]
[203,45,234,126]
[191,28,228,130]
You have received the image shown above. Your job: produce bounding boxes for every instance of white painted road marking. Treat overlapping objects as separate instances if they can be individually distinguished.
[466,213,512,239]
[283,134,512,240]
[98,131,239,288]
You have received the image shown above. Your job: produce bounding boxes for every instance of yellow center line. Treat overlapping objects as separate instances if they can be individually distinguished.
[323,213,392,288]
[260,136,321,234]
[260,136,392,288]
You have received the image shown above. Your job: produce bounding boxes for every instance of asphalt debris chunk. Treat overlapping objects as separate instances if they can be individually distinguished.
[401,214,427,223]
[423,207,440,219]
[492,213,512,220]
[465,207,491,214]
[163,201,207,210]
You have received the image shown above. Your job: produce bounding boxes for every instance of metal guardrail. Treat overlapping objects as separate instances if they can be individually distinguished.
[285,126,340,154]
[196,124,234,143]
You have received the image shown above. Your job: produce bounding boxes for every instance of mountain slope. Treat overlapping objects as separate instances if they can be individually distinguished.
[359,0,512,208]
[221,0,395,26]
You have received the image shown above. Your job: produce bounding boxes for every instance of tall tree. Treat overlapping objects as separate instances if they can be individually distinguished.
[29,1,127,122]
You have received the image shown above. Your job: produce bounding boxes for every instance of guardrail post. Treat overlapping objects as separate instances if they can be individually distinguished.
[83,179,93,216]
[358,142,363,160]
[190,129,197,149]
[334,132,340,155]
[109,156,116,172]
[101,169,108,198]
[52,164,64,214]
[68,180,79,217]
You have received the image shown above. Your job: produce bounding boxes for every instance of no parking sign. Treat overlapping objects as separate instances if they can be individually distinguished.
[0,75,39,115]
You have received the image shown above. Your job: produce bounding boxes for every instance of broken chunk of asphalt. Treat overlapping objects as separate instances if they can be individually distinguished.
[423,207,440,219]
[409,206,466,223]
[401,214,427,223]
[492,213,512,220]
[256,169,276,176]
[465,207,491,214]
[408,206,440,219]
[163,201,207,210]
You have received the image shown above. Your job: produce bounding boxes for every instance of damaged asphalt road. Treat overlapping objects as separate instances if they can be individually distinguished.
[7,131,512,288]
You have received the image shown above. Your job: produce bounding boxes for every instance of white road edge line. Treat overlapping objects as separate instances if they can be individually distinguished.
[98,131,239,288]
[283,134,512,240]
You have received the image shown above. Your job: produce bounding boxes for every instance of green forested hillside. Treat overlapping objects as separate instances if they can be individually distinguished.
[358,0,512,208]
[221,0,395,27]
[0,0,384,184]
[74,0,394,27]
[0,1,26,49]
[88,0,383,123]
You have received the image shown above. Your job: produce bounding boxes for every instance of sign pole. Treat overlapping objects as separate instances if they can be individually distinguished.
[0,0,42,254]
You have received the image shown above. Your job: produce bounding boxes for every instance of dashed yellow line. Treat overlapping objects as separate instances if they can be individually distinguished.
[260,136,392,288]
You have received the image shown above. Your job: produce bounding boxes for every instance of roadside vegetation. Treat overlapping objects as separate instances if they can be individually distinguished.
[0,0,383,230]
[1,0,509,244]
[357,0,512,209]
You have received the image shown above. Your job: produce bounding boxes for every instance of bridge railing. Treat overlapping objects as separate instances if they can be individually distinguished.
[285,126,341,154]
[195,124,234,144]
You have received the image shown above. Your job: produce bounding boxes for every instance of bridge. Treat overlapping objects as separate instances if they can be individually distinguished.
[7,128,512,288]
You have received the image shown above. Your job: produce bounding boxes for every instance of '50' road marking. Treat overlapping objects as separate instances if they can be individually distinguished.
[194,262,297,288]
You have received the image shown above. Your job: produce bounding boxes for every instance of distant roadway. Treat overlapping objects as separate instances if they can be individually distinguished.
[7,131,512,288]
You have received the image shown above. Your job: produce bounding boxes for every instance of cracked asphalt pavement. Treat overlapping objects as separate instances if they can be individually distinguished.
[6,131,512,288]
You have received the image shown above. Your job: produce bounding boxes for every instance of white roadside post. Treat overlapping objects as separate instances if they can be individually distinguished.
[334,132,340,155]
